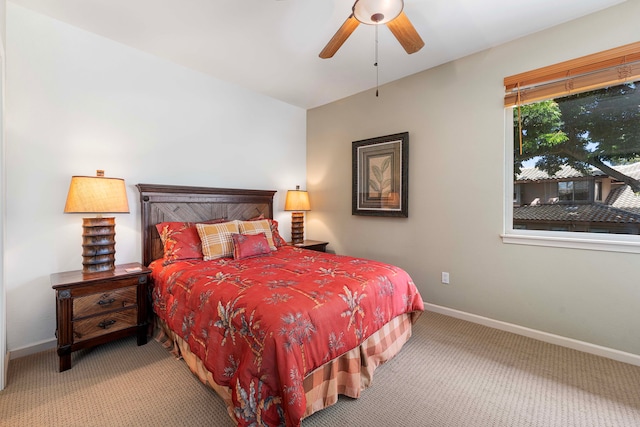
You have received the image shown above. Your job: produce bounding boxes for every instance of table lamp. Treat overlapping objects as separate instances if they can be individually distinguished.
[64,170,130,273]
[284,185,311,245]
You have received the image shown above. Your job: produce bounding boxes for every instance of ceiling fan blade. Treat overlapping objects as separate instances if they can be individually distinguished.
[386,12,425,54]
[319,15,360,59]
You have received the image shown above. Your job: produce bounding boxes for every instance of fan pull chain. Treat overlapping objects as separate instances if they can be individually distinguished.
[375,25,379,97]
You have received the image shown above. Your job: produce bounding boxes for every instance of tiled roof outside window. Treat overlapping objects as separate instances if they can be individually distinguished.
[514,204,640,224]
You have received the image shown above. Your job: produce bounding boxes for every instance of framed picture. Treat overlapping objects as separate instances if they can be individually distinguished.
[352,132,409,217]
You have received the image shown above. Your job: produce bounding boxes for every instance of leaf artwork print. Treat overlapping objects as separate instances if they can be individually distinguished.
[369,156,392,197]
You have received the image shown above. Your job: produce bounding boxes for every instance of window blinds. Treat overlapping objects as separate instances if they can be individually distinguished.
[504,41,640,107]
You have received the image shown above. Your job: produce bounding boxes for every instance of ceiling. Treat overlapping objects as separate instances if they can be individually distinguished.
[10,0,627,109]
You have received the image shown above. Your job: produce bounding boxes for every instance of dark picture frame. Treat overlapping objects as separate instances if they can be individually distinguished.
[352,132,409,217]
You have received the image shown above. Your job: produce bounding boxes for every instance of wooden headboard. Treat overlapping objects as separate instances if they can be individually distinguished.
[137,184,276,266]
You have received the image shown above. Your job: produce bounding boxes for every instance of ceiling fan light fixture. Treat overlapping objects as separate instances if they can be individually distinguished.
[353,0,404,25]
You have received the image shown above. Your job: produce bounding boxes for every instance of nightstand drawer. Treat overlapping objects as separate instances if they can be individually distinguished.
[73,286,137,319]
[73,308,138,343]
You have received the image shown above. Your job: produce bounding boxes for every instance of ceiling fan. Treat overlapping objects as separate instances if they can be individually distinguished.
[319,0,424,59]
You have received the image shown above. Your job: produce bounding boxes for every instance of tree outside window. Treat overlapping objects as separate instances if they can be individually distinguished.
[512,80,640,235]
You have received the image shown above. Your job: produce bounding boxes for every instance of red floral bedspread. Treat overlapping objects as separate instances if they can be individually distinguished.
[150,245,424,426]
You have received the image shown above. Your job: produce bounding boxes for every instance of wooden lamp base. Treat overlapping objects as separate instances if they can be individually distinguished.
[290,212,305,245]
[81,217,117,273]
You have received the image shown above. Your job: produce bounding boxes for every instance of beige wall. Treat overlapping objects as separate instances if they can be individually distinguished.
[307,0,640,355]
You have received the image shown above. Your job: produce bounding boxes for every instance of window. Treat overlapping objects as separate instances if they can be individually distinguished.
[558,181,589,203]
[503,42,640,253]
[513,184,521,205]
[595,181,602,202]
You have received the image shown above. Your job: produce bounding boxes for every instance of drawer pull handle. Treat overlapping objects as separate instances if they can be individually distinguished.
[97,298,116,306]
[98,319,116,329]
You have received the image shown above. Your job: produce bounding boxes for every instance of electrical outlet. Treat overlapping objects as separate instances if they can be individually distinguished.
[441,272,450,284]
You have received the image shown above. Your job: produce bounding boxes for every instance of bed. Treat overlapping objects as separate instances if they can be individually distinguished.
[137,183,424,426]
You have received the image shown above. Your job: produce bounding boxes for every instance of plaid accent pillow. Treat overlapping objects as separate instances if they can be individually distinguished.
[196,221,240,260]
[238,219,276,250]
[232,233,272,260]
[247,216,286,248]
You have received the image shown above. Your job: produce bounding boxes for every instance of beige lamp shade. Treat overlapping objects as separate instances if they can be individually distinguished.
[64,173,129,214]
[284,186,311,212]
[64,170,129,273]
[285,186,310,245]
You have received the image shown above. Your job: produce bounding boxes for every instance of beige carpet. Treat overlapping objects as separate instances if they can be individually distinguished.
[2,311,639,426]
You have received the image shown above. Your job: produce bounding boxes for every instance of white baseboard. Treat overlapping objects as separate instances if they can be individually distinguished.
[2,350,8,390]
[9,338,56,360]
[425,303,640,367]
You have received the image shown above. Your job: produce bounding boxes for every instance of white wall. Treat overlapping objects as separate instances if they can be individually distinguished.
[307,1,640,356]
[0,0,4,48]
[6,3,306,353]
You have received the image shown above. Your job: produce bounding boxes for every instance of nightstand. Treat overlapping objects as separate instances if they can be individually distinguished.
[291,240,329,252]
[50,262,151,372]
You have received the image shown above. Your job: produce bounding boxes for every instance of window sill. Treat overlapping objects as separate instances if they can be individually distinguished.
[501,231,640,254]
